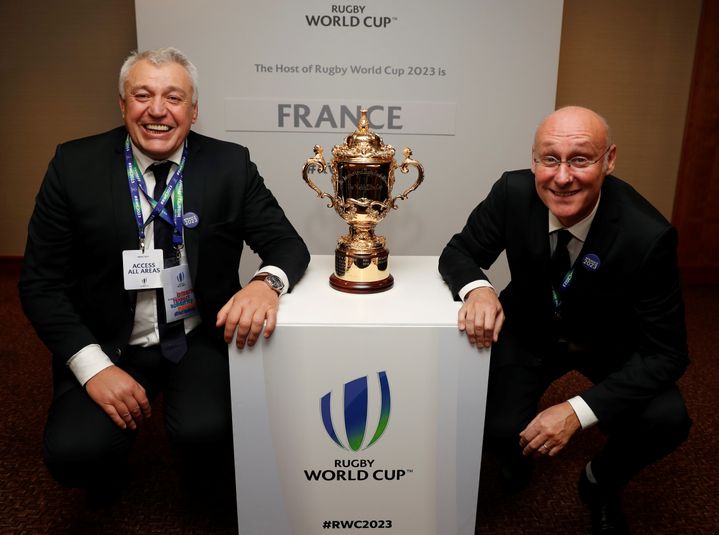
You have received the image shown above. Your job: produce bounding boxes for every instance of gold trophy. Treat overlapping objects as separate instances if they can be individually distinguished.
[302,110,424,293]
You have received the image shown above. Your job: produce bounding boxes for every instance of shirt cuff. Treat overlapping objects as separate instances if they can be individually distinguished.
[254,266,289,296]
[567,396,599,429]
[458,280,495,302]
[66,344,114,386]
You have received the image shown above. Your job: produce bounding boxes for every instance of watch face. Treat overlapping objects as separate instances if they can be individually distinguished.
[265,274,284,291]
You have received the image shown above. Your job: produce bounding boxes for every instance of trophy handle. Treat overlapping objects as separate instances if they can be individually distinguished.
[391,147,425,208]
[302,145,336,208]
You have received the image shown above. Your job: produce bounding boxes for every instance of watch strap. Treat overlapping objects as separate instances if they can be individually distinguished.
[250,272,283,295]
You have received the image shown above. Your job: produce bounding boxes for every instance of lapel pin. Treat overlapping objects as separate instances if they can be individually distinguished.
[581,253,600,272]
[183,211,200,228]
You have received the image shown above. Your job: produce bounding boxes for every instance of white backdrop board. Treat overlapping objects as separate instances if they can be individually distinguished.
[135,0,564,290]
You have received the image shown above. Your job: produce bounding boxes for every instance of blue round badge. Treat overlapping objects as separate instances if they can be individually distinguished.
[183,211,199,228]
[581,253,601,272]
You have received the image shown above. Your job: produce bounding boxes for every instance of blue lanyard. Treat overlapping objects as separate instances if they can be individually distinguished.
[124,136,188,251]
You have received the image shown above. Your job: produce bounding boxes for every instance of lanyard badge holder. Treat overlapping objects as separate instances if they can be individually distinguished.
[122,136,187,290]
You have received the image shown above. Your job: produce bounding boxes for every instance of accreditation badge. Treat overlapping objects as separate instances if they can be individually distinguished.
[160,263,198,322]
[123,249,163,289]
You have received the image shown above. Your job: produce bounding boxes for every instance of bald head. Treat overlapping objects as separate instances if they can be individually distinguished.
[534,106,612,152]
[531,106,617,227]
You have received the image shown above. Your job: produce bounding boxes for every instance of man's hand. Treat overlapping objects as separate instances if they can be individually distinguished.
[518,401,581,457]
[216,281,279,349]
[458,287,505,348]
[85,366,151,430]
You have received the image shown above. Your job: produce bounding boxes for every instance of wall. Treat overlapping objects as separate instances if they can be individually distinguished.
[0,1,703,256]
[0,0,137,256]
[556,0,701,219]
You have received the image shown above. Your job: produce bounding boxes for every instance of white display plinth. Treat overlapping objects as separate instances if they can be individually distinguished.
[229,255,490,535]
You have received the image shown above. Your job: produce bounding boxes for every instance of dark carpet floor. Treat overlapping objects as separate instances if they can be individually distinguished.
[1,260,717,534]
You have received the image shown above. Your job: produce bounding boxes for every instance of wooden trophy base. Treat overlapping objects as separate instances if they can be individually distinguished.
[329,273,394,294]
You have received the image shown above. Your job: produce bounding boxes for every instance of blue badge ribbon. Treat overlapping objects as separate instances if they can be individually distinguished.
[124,135,188,251]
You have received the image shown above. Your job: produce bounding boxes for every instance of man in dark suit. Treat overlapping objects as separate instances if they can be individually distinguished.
[439,106,690,534]
[19,48,310,503]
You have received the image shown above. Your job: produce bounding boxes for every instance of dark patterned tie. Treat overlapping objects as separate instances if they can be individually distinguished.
[151,162,187,363]
[551,229,572,290]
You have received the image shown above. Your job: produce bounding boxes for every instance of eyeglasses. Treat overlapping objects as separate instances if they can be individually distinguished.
[534,146,612,169]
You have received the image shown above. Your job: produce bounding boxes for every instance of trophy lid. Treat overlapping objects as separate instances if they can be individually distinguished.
[332,109,395,163]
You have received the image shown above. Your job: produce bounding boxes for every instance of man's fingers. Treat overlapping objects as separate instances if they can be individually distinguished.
[480,307,496,347]
[464,308,478,341]
[235,314,251,348]
[493,310,506,342]
[114,383,150,429]
[127,384,151,420]
[137,395,152,419]
[104,402,134,430]
[457,308,467,332]
[128,403,143,420]
[122,409,138,431]
[215,298,233,328]
[519,434,543,457]
[224,306,243,345]
[245,308,268,347]
[84,367,152,430]
[263,308,277,339]
[459,288,504,348]
[220,286,280,349]
[527,436,547,457]
[105,406,128,430]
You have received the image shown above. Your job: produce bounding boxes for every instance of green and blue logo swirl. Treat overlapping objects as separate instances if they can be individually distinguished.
[321,371,391,451]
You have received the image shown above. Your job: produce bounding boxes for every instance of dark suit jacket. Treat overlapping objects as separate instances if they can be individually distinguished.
[20,126,310,367]
[438,169,688,427]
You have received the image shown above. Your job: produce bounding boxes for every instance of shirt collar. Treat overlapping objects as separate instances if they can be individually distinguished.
[129,140,185,175]
[547,193,601,242]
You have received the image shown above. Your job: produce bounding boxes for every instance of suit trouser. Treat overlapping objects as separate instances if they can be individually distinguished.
[43,328,233,489]
[484,326,691,491]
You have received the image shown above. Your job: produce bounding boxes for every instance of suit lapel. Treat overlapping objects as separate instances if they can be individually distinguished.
[571,186,620,289]
[182,132,204,284]
[109,130,138,308]
[111,130,138,252]
[528,196,551,280]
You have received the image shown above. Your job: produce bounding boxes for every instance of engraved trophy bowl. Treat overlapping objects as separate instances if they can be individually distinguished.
[302,109,424,293]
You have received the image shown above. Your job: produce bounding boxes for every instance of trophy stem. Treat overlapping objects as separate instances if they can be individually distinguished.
[330,227,394,293]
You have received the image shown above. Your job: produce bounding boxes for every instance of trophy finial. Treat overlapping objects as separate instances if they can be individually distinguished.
[344,108,384,153]
[357,109,370,133]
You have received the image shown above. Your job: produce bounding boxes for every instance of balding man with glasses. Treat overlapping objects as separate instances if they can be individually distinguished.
[439,106,690,534]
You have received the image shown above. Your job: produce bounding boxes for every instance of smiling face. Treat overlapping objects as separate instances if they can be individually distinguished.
[119,59,198,160]
[531,107,616,227]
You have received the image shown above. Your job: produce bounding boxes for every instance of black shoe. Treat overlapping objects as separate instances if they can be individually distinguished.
[578,470,628,534]
[499,454,533,494]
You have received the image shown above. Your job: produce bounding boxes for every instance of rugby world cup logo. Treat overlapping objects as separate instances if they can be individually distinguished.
[321,371,390,451]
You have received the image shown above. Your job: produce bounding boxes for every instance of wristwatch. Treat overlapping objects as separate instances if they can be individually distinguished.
[250,272,285,295]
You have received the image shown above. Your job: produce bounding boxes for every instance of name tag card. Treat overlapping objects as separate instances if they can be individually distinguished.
[123,249,163,290]
[160,264,199,322]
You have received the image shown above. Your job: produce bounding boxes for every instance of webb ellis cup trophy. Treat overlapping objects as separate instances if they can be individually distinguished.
[302,110,424,293]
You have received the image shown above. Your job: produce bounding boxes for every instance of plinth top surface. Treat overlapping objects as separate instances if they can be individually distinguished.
[277,255,462,326]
